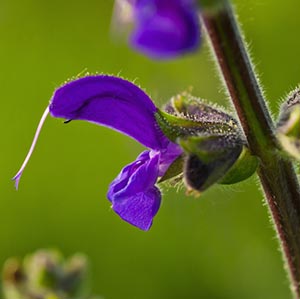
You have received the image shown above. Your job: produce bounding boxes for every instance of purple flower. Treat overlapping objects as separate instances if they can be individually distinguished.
[13,75,182,231]
[115,0,201,59]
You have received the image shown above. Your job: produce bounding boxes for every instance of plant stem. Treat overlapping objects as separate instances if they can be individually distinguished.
[201,1,300,297]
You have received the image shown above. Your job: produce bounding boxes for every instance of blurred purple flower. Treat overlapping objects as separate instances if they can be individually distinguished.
[13,76,182,231]
[115,0,201,59]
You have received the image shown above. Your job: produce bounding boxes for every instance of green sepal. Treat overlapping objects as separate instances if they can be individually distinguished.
[219,146,259,184]
[157,93,240,142]
[179,135,243,192]
[277,87,300,160]
[155,108,237,142]
[156,93,254,192]
[281,105,300,138]
[171,94,237,125]
[277,133,300,160]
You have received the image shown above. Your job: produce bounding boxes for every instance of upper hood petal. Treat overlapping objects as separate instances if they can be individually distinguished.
[50,75,168,149]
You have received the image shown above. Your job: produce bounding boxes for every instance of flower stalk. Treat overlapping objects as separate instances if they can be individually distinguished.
[201,0,300,297]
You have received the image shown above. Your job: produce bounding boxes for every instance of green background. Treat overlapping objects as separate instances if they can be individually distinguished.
[1,0,300,298]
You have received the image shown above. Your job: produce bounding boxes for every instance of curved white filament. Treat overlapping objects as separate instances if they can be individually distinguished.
[13,106,50,189]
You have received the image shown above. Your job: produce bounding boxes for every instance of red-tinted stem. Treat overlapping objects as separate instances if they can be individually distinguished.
[202,2,300,297]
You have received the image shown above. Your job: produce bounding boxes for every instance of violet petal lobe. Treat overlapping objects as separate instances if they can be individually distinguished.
[107,151,155,198]
[107,151,161,230]
[49,75,168,149]
[130,0,200,59]
[112,187,161,231]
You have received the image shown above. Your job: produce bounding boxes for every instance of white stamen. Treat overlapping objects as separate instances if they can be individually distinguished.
[13,106,50,189]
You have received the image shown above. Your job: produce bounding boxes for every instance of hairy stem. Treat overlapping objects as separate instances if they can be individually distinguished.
[201,1,300,297]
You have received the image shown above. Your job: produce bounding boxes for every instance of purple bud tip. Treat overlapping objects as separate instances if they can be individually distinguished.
[130,0,201,59]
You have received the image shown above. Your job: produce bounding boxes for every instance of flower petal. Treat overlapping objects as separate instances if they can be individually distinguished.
[112,187,161,231]
[49,75,168,149]
[108,151,160,200]
[107,151,162,230]
[130,0,200,59]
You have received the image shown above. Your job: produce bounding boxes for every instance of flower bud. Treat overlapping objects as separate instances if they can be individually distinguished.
[179,134,242,191]
[2,258,25,299]
[156,93,258,192]
[156,93,239,142]
[1,249,98,299]
[277,88,300,160]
